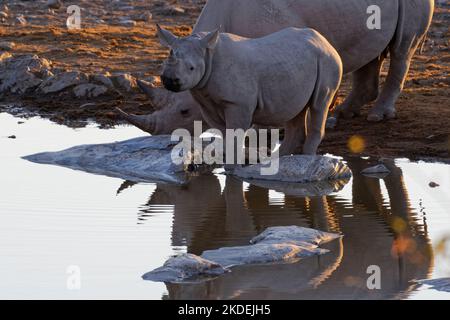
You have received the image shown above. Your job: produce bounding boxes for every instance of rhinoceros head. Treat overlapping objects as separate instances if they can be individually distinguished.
[156,24,220,92]
[116,80,204,135]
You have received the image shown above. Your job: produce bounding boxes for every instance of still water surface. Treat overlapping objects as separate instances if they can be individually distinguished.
[0,113,449,299]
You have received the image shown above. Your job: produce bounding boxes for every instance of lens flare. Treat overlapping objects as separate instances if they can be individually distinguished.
[347,135,366,154]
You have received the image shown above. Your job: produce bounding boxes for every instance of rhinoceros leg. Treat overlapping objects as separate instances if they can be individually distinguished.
[334,55,386,119]
[279,108,308,156]
[367,47,422,122]
[303,52,342,155]
[367,0,434,122]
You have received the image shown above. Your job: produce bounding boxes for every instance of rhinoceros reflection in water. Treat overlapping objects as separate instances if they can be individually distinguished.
[127,159,432,299]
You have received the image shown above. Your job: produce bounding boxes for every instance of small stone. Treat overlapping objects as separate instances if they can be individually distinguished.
[119,19,136,27]
[136,12,152,22]
[155,5,185,16]
[8,135,16,139]
[15,15,27,26]
[429,182,440,188]
[119,6,134,11]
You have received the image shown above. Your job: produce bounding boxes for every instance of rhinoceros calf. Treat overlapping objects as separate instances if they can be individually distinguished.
[156,26,342,156]
[119,0,434,134]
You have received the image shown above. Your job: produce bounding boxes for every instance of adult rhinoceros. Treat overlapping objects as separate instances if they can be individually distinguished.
[119,0,434,134]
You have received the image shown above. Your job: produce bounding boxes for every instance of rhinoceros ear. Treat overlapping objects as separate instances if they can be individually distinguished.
[200,28,220,50]
[156,24,177,47]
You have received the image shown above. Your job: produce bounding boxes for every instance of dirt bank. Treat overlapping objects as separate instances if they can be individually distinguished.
[0,0,449,160]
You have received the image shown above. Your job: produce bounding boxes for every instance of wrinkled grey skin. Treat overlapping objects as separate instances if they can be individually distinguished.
[119,0,434,134]
[117,80,203,135]
[158,26,342,155]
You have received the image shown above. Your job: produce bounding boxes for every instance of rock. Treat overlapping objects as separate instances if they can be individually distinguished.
[429,181,440,188]
[233,155,352,183]
[7,135,16,139]
[113,73,137,92]
[361,164,391,175]
[142,254,229,282]
[0,52,12,60]
[91,73,114,88]
[136,12,152,22]
[0,11,8,19]
[119,19,136,27]
[47,0,61,10]
[154,5,185,16]
[417,278,450,292]
[202,242,328,267]
[326,116,338,129]
[144,226,341,283]
[0,42,15,51]
[250,226,340,246]
[73,83,108,98]
[0,54,53,94]
[39,71,88,94]
[119,6,135,11]
[23,136,190,184]
[15,15,27,26]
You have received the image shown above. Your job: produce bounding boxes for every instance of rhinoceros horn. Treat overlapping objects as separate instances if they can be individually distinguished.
[116,108,155,134]
[137,80,167,110]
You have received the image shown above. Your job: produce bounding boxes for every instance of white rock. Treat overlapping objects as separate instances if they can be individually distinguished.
[73,83,108,98]
[119,19,136,27]
[142,254,229,282]
[250,226,340,246]
[39,71,88,94]
[233,155,352,183]
[417,278,450,293]
[0,54,52,94]
[23,136,189,184]
[144,226,341,282]
[361,164,391,175]
[0,11,8,18]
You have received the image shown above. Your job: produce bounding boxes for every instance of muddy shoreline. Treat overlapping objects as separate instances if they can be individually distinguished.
[0,0,449,160]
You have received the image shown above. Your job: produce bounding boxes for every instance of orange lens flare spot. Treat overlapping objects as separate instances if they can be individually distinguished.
[347,135,366,154]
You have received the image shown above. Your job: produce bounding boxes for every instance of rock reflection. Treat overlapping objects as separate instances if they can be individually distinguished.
[125,158,432,299]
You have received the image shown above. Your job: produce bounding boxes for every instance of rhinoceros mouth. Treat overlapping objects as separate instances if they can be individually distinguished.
[161,76,182,92]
